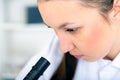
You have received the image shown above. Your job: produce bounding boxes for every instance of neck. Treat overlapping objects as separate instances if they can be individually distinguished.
[106,27,120,60]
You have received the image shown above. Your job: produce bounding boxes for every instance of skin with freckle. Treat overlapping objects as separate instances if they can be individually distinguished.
[38,0,119,62]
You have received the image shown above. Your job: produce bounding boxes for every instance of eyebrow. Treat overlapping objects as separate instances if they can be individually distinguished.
[44,22,75,29]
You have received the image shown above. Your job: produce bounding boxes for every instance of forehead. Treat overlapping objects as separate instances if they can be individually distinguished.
[38,0,50,2]
[38,0,83,18]
[38,0,81,8]
[38,0,82,16]
[38,0,79,3]
[37,0,103,29]
[38,1,82,28]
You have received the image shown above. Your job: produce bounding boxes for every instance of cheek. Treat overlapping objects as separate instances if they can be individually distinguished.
[85,26,103,52]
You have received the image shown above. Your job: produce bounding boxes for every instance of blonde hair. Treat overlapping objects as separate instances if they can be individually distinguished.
[79,0,113,12]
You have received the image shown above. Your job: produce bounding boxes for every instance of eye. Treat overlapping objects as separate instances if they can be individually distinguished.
[66,28,78,32]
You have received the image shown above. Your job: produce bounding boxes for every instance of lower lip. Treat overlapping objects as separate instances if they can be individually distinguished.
[74,55,83,59]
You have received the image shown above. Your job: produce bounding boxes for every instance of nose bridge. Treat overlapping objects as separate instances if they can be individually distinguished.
[58,34,74,53]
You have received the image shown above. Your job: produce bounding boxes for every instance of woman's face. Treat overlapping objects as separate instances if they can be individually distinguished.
[38,1,115,61]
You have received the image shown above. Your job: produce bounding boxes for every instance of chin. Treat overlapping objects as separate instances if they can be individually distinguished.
[83,58,98,62]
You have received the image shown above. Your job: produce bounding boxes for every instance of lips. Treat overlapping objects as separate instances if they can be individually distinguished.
[73,55,83,59]
[69,52,84,59]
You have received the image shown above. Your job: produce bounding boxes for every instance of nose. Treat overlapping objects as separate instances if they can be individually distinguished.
[58,35,75,53]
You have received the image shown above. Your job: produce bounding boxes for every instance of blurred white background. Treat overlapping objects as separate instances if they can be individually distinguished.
[0,0,54,80]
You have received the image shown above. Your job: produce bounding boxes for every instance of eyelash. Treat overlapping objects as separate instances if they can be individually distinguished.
[66,28,78,33]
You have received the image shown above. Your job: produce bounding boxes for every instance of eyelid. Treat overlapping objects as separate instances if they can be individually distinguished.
[65,27,79,32]
[65,23,83,29]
